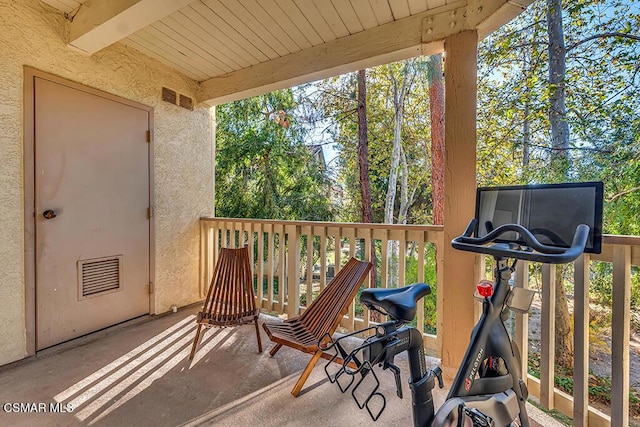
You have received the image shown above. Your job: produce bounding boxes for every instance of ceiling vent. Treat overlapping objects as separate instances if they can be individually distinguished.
[162,87,194,111]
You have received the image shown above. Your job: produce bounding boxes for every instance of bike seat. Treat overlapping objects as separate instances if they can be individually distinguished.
[360,283,431,323]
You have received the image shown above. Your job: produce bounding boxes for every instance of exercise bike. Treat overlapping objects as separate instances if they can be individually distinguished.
[320,182,603,426]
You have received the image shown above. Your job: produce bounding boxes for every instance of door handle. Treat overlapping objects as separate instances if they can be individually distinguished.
[43,210,57,219]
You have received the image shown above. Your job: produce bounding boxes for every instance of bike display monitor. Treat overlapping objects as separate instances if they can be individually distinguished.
[475,182,603,254]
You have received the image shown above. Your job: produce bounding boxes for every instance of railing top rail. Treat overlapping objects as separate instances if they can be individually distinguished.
[200,217,640,246]
[602,234,640,246]
[200,217,444,233]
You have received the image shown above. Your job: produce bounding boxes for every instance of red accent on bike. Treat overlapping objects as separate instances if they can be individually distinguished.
[477,280,494,297]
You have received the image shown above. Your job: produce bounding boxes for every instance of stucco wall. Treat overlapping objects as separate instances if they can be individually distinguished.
[0,0,212,365]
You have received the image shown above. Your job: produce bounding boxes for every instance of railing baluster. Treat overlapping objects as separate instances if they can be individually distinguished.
[318,227,327,291]
[398,231,406,288]
[540,263,556,409]
[344,226,356,331]
[515,260,529,382]
[276,224,286,313]
[573,254,590,426]
[303,225,313,307]
[359,227,373,328]
[416,236,426,335]
[612,245,631,427]
[256,223,264,307]
[381,232,389,290]
[266,223,274,310]
[285,224,301,319]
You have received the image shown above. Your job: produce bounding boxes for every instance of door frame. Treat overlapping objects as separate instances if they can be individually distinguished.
[23,67,156,356]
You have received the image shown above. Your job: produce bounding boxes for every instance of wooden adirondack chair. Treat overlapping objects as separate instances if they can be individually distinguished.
[262,257,372,396]
[189,246,262,360]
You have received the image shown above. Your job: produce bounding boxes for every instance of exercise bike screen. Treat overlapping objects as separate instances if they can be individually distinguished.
[475,182,603,254]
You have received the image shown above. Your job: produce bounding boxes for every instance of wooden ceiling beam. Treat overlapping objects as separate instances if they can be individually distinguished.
[67,0,195,54]
[197,1,469,105]
[197,0,530,105]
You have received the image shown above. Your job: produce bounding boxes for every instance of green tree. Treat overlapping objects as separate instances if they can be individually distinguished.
[215,90,333,221]
[477,0,640,367]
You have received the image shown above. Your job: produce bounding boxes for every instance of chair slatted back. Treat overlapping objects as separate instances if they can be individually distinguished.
[203,247,257,322]
[298,257,371,339]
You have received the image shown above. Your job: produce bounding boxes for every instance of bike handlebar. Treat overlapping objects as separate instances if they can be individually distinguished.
[451,219,590,263]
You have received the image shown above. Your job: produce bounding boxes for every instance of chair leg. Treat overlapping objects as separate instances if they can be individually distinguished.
[291,350,323,397]
[269,343,283,357]
[189,324,204,360]
[254,319,263,353]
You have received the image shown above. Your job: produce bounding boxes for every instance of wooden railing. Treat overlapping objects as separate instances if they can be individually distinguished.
[200,217,444,352]
[200,217,637,425]
[506,234,639,427]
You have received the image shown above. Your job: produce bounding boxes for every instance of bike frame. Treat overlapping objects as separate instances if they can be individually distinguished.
[444,256,529,426]
[355,256,529,426]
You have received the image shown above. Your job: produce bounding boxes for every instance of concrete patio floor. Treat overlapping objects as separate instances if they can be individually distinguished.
[0,306,563,427]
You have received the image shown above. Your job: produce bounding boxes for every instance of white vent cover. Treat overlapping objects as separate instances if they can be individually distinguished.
[78,256,123,300]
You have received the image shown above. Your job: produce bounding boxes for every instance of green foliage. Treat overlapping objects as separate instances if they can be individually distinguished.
[216,89,333,221]
[314,59,434,224]
[591,262,640,310]
[404,244,438,333]
[477,0,640,237]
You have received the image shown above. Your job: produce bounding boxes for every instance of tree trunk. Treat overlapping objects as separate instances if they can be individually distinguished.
[384,66,409,288]
[547,0,573,368]
[398,145,410,224]
[428,54,445,226]
[357,70,373,226]
[357,70,379,322]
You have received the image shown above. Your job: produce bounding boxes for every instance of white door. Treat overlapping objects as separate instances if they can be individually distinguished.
[35,77,151,350]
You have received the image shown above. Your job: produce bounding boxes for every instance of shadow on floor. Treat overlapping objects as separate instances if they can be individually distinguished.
[0,306,558,426]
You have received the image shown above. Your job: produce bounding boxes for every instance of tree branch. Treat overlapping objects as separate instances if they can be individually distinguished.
[567,32,640,52]
[609,187,640,202]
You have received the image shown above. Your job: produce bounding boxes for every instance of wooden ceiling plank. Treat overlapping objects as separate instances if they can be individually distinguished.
[145,24,225,76]
[68,0,196,54]
[426,0,447,9]
[349,0,378,29]
[389,0,411,19]
[178,7,258,67]
[188,1,269,63]
[133,28,215,77]
[330,0,363,34]
[312,0,350,38]
[201,0,280,59]
[164,14,247,70]
[275,0,324,46]
[294,0,336,43]
[258,0,313,50]
[223,0,292,56]
[198,2,470,104]
[239,0,303,52]
[368,0,394,24]
[152,20,234,74]
[123,36,206,80]
[407,0,428,14]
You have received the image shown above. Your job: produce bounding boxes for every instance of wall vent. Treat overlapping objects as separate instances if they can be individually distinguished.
[78,256,123,300]
[179,94,194,111]
[161,87,177,104]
